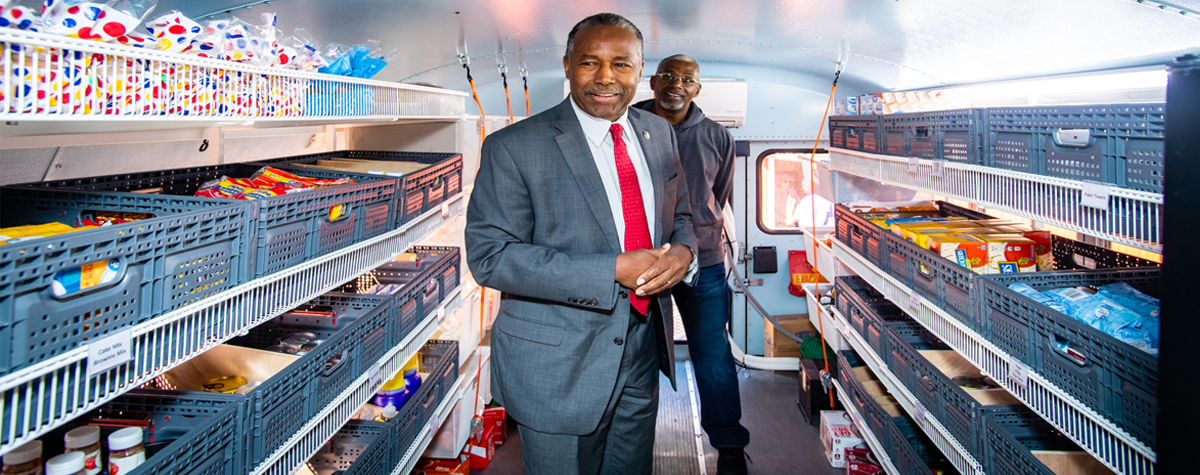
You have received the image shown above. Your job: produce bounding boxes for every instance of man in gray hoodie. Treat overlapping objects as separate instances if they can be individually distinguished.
[634,55,747,475]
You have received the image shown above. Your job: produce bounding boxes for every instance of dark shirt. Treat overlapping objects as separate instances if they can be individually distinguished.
[634,99,735,267]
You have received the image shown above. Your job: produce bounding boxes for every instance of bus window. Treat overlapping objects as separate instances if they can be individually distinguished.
[757,150,835,234]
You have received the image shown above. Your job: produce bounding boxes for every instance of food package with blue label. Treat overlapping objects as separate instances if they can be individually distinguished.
[1098,282,1160,320]
[1044,287,1094,319]
[1006,283,1068,313]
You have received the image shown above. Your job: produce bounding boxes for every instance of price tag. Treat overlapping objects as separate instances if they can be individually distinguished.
[908,157,919,174]
[930,160,945,178]
[367,363,383,390]
[441,202,450,218]
[913,402,927,423]
[437,305,447,323]
[1081,181,1111,211]
[88,329,133,377]
[908,292,921,311]
[1009,360,1030,387]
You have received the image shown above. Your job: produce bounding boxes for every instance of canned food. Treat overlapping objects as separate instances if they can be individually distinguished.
[266,344,299,354]
[300,340,322,353]
[203,375,247,394]
[235,381,263,395]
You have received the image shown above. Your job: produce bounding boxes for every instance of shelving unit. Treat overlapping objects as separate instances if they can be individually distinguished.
[0,30,467,130]
[827,147,1164,254]
[830,375,900,475]
[826,304,983,475]
[830,237,1154,475]
[0,192,468,456]
[388,346,483,475]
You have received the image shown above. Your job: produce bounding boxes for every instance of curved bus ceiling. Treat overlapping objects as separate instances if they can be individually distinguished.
[162,0,1200,112]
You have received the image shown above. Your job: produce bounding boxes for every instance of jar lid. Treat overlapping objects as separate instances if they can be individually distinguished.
[65,425,100,448]
[46,452,85,475]
[2,440,42,465]
[381,405,398,418]
[403,368,418,376]
[108,426,144,451]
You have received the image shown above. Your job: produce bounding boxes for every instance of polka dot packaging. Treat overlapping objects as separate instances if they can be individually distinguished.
[1,2,42,31]
[145,10,199,52]
[41,1,105,38]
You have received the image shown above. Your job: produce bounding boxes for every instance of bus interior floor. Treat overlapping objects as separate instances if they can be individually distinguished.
[473,359,841,474]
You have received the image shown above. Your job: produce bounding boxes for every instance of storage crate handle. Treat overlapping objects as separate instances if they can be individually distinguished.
[323,349,351,376]
[1052,335,1089,367]
[846,126,859,137]
[914,126,932,139]
[328,204,352,223]
[48,257,127,300]
[1053,129,1093,148]
[423,278,440,297]
[917,370,935,391]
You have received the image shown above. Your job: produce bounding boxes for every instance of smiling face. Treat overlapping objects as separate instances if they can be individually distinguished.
[563,24,644,122]
[650,58,701,113]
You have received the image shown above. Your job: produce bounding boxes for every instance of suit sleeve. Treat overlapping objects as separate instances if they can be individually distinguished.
[465,136,621,310]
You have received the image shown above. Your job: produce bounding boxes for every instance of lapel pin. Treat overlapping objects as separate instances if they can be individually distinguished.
[642,131,650,140]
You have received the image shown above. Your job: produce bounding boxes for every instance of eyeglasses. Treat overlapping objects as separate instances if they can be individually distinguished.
[655,73,699,85]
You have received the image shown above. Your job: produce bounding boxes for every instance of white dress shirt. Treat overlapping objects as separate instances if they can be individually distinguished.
[570,97,698,284]
[570,98,657,248]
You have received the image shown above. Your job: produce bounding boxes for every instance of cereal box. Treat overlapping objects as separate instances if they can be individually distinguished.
[928,233,988,273]
[976,234,1037,274]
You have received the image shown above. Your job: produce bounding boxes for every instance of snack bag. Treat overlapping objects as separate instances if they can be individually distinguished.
[195,175,252,198]
[1,0,41,31]
[144,9,200,51]
[1007,283,1068,313]
[0,222,94,245]
[92,0,156,41]
[1045,287,1094,319]
[41,0,105,38]
[1098,282,1160,319]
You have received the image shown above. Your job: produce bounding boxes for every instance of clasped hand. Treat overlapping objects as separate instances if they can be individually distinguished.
[615,243,693,297]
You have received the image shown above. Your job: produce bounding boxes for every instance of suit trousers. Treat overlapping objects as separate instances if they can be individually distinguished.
[517,307,661,475]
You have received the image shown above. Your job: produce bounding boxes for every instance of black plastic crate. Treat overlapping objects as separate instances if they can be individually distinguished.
[977,267,1159,449]
[835,276,906,358]
[985,104,1166,193]
[880,115,909,157]
[0,188,248,375]
[836,350,874,428]
[250,151,463,228]
[829,115,882,153]
[980,406,1080,475]
[15,162,397,278]
[54,390,252,475]
[882,109,988,164]
[306,420,394,475]
[332,246,461,341]
[834,204,891,272]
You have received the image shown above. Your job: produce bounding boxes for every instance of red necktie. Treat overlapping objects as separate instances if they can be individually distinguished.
[610,123,652,315]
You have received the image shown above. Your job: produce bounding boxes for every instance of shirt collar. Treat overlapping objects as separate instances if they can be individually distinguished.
[569,95,632,148]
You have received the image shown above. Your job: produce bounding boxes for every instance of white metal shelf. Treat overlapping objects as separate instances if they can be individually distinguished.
[0,29,466,129]
[828,305,983,475]
[830,377,900,475]
[831,237,1155,475]
[0,192,467,456]
[827,147,1163,254]
[254,283,475,475]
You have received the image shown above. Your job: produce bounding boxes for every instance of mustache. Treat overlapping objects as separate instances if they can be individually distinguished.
[583,86,625,95]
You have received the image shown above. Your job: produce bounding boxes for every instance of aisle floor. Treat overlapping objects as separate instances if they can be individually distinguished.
[473,359,842,474]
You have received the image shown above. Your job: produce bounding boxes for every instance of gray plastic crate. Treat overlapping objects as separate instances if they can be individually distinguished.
[250,151,463,228]
[307,420,394,475]
[835,276,907,358]
[56,390,252,475]
[331,246,461,341]
[829,115,882,153]
[985,103,1166,193]
[390,340,460,462]
[881,109,988,164]
[979,406,1080,475]
[977,267,1159,449]
[0,188,248,376]
[16,162,397,278]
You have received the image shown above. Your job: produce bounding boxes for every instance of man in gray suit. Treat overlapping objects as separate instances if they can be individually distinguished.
[466,12,696,475]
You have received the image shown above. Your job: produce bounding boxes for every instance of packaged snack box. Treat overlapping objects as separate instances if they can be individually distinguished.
[928,233,988,273]
[976,234,1037,273]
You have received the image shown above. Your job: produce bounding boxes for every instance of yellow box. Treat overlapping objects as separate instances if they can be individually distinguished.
[927,233,989,273]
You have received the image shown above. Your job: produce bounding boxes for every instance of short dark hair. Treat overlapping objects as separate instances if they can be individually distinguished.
[565,13,643,61]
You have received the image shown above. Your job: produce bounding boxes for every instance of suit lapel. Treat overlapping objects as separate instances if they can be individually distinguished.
[628,110,668,246]
[553,99,622,254]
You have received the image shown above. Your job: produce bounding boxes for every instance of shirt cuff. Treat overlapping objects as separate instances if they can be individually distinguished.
[682,249,699,286]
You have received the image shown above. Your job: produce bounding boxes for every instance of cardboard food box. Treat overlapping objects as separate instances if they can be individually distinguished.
[820,410,864,468]
[977,234,1037,274]
[482,406,507,445]
[928,233,988,273]
[465,424,498,469]
[764,314,816,358]
[413,456,471,474]
[846,447,884,475]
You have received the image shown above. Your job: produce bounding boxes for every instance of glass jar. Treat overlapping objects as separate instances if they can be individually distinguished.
[1,440,43,475]
[63,426,101,475]
[107,427,145,475]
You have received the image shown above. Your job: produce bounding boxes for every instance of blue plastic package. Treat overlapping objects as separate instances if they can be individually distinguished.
[1112,325,1154,353]
[1098,282,1160,319]
[1007,283,1068,313]
[1044,287,1093,319]
[1075,294,1141,333]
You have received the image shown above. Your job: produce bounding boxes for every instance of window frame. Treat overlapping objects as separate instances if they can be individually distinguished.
[755,148,828,235]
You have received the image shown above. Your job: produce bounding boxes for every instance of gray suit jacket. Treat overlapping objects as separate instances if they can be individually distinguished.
[465,97,696,435]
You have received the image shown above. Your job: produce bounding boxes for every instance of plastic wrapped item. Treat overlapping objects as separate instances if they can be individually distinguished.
[186,15,232,58]
[144,9,200,51]
[1007,282,1068,313]
[1044,287,1093,318]
[41,0,105,38]
[291,28,327,71]
[1075,294,1143,333]
[92,0,156,41]
[1098,282,1160,319]
[317,42,352,76]
[0,0,42,31]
